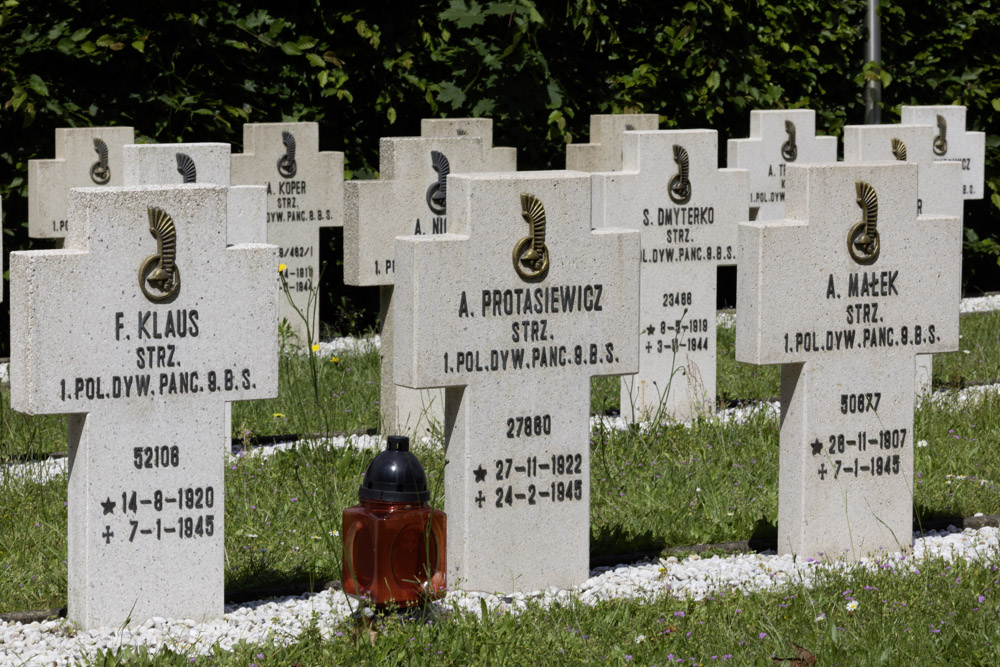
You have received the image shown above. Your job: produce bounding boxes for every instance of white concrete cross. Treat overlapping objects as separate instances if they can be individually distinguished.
[736,162,960,559]
[394,171,639,592]
[123,143,231,188]
[122,142,267,456]
[343,131,516,436]
[901,105,986,200]
[123,142,266,244]
[726,109,838,221]
[28,127,135,240]
[566,113,660,172]
[420,117,517,170]
[10,185,278,629]
[231,122,345,344]
[592,130,747,421]
[843,124,963,395]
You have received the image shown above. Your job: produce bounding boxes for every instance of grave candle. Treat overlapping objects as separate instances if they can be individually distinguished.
[342,435,446,607]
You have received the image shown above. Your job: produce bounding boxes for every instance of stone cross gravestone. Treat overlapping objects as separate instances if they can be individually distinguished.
[123,143,231,187]
[901,105,986,200]
[28,127,135,240]
[10,184,278,628]
[736,162,960,559]
[344,131,517,436]
[565,113,659,173]
[231,122,345,344]
[592,130,747,421]
[726,109,838,221]
[122,142,267,452]
[420,117,517,170]
[394,171,639,591]
[843,124,963,396]
[123,142,265,245]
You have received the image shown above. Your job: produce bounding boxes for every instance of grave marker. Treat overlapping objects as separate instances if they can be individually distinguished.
[565,113,659,173]
[736,162,960,559]
[900,105,985,200]
[592,130,747,421]
[726,109,838,220]
[394,171,639,591]
[10,184,278,628]
[123,143,231,188]
[28,127,135,239]
[122,142,267,448]
[843,124,963,395]
[420,118,517,170]
[344,131,516,436]
[231,123,345,343]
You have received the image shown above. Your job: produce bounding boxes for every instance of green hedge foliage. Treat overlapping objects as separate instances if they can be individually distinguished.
[1,0,998,347]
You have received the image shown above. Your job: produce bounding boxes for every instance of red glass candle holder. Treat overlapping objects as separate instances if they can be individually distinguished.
[342,436,446,607]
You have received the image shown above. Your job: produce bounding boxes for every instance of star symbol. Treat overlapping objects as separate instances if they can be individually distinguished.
[645,324,656,335]
[473,465,487,483]
[101,497,116,515]
[810,438,823,456]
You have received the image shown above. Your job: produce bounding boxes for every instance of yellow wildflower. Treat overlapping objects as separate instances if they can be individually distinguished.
[278,263,287,272]
[272,413,285,418]
[311,343,321,352]
[329,356,340,363]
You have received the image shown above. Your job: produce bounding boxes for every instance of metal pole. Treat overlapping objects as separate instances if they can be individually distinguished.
[864,0,881,124]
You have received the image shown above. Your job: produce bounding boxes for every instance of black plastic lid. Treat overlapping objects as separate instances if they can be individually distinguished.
[358,436,431,503]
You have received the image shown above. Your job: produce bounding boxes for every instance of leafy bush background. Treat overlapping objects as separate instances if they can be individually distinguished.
[1,0,997,355]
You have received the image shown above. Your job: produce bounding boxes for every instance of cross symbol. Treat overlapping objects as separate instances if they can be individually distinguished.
[394,171,638,592]
[231,122,344,344]
[844,123,964,398]
[10,185,278,628]
[727,109,836,221]
[344,129,516,435]
[592,130,745,421]
[817,464,828,480]
[901,105,985,200]
[566,113,659,173]
[475,491,485,508]
[102,526,114,544]
[737,161,959,559]
[28,126,135,239]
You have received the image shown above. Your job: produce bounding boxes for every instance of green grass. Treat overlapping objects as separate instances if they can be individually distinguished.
[6,309,1000,461]
[86,556,1000,665]
[4,311,1000,664]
